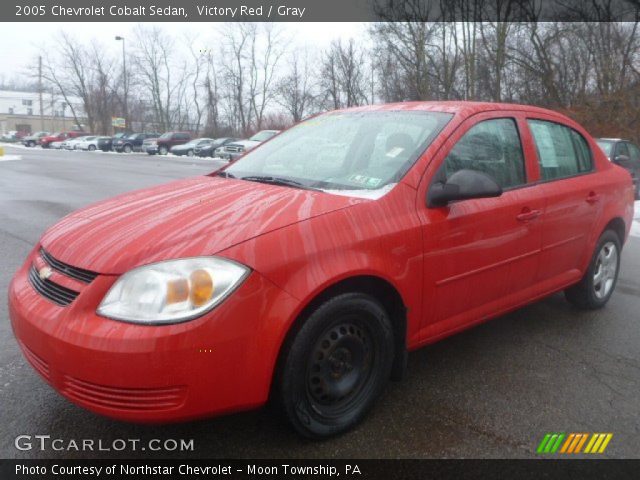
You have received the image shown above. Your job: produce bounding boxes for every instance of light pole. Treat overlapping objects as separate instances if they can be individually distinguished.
[115,36,127,133]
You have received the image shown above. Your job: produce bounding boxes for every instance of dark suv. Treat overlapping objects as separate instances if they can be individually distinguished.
[145,132,192,155]
[596,138,640,199]
[113,133,160,153]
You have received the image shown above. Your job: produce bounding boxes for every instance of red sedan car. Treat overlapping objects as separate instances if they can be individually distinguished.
[9,102,634,438]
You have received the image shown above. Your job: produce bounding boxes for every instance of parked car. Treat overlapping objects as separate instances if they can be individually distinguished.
[64,136,94,150]
[113,133,160,153]
[96,136,114,152]
[22,131,50,147]
[49,141,65,150]
[195,137,239,158]
[146,132,192,155]
[596,138,640,199]
[1,130,19,140]
[78,136,111,151]
[141,136,159,154]
[219,130,280,161]
[9,102,634,439]
[40,131,85,148]
[170,138,214,157]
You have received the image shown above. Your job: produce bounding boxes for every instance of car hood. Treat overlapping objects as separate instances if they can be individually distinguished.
[40,175,362,274]
[228,140,260,149]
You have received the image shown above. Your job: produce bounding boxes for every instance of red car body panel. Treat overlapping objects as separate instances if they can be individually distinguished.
[9,101,634,423]
[40,131,84,147]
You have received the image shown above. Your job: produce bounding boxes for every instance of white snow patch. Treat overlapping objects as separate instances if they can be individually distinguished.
[0,154,22,161]
[631,200,640,238]
[0,142,30,150]
[322,183,397,200]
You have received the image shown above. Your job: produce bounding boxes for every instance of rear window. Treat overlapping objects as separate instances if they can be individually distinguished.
[527,120,593,180]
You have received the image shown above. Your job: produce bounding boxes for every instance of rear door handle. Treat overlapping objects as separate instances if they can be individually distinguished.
[516,209,542,222]
[586,192,601,204]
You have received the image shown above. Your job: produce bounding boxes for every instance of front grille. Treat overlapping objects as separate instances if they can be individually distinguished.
[28,266,79,307]
[63,376,187,411]
[40,248,98,283]
[225,145,243,153]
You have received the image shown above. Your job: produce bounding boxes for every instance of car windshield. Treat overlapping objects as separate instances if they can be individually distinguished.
[596,140,614,158]
[159,133,173,140]
[249,131,278,142]
[225,111,452,195]
[126,134,139,140]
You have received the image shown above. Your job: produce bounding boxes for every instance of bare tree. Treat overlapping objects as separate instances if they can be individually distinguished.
[277,49,316,121]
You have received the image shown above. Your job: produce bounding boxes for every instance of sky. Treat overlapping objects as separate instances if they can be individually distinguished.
[0,22,368,81]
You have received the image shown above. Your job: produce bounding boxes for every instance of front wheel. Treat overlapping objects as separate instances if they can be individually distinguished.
[28,141,35,147]
[158,145,168,155]
[187,149,194,157]
[276,292,394,439]
[88,145,96,151]
[565,230,621,309]
[123,144,132,154]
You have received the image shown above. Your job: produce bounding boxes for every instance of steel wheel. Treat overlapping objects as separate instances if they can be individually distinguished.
[593,241,618,299]
[306,319,374,418]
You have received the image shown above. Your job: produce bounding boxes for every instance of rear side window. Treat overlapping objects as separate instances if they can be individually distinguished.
[628,143,640,162]
[527,120,593,180]
[444,118,526,189]
[616,142,630,159]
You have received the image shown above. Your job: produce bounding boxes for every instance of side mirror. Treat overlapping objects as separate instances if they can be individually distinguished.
[613,154,630,165]
[428,169,502,208]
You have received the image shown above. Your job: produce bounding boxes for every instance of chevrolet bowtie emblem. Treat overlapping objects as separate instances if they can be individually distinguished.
[38,267,53,281]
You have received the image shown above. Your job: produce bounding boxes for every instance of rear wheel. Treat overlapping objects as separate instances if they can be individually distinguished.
[123,144,132,154]
[28,140,35,147]
[159,145,168,155]
[187,149,194,157]
[565,230,621,309]
[276,293,394,439]
[88,145,96,151]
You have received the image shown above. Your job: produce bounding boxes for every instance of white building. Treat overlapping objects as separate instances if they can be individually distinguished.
[0,89,86,134]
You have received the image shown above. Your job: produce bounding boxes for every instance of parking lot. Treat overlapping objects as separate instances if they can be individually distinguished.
[1,143,639,459]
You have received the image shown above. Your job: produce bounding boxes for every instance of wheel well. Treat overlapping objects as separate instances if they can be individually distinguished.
[604,217,626,246]
[272,276,408,396]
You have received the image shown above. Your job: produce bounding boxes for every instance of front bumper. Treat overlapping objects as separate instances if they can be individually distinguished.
[145,146,159,154]
[220,152,243,161]
[9,248,299,423]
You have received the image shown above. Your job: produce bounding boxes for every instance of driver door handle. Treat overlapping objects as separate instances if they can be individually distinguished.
[516,208,541,222]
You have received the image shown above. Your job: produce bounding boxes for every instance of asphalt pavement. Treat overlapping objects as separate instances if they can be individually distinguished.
[0,144,639,459]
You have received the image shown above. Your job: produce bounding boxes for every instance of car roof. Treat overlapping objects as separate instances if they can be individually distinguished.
[335,101,575,121]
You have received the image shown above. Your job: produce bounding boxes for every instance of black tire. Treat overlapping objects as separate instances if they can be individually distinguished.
[123,144,132,154]
[159,145,168,155]
[187,149,194,157]
[88,145,96,151]
[565,230,621,310]
[276,292,394,439]
[28,141,35,147]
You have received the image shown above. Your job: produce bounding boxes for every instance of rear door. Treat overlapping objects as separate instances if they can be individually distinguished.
[526,118,601,287]
[419,112,546,337]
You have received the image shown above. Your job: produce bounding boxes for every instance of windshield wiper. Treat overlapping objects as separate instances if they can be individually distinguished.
[240,175,319,191]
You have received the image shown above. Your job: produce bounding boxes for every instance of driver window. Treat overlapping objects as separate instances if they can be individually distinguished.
[444,118,526,189]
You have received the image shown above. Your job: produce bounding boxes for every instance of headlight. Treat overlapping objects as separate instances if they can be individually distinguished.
[97,257,250,324]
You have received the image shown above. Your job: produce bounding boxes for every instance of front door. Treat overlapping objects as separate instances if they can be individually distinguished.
[418,113,545,340]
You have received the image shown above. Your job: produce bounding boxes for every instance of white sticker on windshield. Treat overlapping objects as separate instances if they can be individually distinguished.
[386,146,404,158]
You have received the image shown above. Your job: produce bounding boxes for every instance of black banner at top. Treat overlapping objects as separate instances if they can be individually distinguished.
[5,0,640,22]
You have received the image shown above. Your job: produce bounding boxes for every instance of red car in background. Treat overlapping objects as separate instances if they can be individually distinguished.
[40,131,85,148]
[9,102,634,438]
